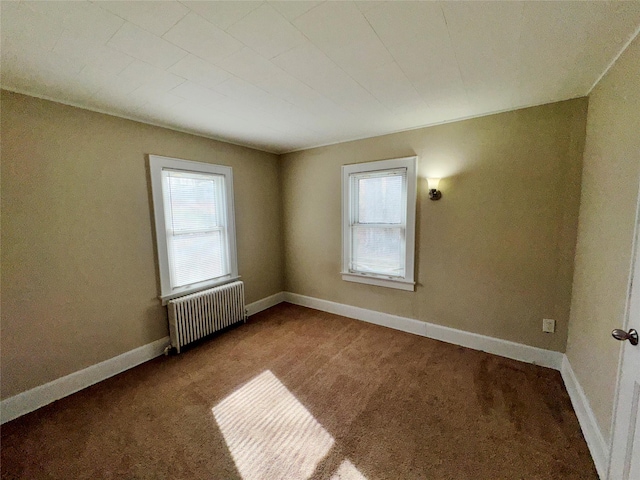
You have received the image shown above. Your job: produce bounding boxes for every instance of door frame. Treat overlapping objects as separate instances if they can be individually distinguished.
[607,181,640,479]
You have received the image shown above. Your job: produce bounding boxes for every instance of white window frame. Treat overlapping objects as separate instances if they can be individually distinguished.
[341,156,417,291]
[149,155,239,303]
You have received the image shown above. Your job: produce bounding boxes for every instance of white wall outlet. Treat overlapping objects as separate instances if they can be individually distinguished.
[542,319,556,333]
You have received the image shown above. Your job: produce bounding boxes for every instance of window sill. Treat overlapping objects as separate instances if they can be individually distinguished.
[341,272,415,291]
[159,275,241,305]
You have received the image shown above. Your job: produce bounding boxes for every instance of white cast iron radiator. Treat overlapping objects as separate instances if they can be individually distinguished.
[167,280,245,353]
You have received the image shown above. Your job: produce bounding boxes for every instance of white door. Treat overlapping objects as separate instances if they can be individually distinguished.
[609,203,640,480]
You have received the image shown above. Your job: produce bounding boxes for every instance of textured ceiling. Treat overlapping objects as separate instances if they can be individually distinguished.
[2,1,640,154]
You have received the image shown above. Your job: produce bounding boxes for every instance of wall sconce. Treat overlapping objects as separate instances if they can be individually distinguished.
[427,178,442,200]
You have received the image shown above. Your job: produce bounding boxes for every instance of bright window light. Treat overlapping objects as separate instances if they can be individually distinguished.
[341,157,417,291]
[149,155,239,302]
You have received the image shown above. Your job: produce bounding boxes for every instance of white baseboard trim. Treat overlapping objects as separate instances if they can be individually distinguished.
[283,292,564,370]
[560,355,610,479]
[283,293,611,474]
[246,292,285,317]
[0,291,287,424]
[1,292,607,478]
[0,336,170,425]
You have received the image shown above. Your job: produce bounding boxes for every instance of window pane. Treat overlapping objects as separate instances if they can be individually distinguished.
[357,174,403,224]
[170,231,225,288]
[151,156,239,298]
[351,226,404,277]
[166,171,222,233]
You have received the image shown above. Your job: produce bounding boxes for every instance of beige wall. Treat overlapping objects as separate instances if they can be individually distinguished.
[0,89,598,402]
[566,36,640,441]
[0,91,284,399]
[281,99,588,352]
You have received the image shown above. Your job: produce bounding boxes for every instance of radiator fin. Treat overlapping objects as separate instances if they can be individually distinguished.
[167,281,245,353]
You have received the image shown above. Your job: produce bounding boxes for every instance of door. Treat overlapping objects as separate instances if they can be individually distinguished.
[609,202,640,480]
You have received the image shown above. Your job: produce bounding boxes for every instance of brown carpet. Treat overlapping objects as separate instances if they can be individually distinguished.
[1,303,597,479]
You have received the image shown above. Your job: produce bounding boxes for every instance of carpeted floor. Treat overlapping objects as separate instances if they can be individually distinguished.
[1,303,597,479]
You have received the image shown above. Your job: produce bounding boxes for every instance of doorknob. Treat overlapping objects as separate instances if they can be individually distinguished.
[611,328,639,345]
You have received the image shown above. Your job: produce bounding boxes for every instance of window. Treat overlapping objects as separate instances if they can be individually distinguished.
[341,156,417,291]
[149,155,238,302]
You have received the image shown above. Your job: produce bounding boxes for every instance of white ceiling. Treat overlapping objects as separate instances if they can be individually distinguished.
[2,1,640,154]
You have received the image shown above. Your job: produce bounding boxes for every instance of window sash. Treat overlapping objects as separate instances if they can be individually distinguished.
[349,224,406,278]
[348,168,408,278]
[149,155,238,302]
[341,157,417,291]
[161,168,230,289]
[350,168,407,226]
[168,230,227,288]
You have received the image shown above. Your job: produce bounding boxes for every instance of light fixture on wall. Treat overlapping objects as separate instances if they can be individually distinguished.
[427,178,442,200]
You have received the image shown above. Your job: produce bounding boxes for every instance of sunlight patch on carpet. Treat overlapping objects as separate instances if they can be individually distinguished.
[330,459,368,480]
[212,370,335,480]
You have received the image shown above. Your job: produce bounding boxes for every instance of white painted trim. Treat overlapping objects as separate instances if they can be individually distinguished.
[283,292,564,370]
[0,291,286,424]
[282,293,611,472]
[341,156,417,291]
[148,155,238,300]
[560,356,610,479]
[3,88,588,157]
[285,291,427,336]
[280,96,587,155]
[0,336,170,425]
[587,23,640,95]
[1,292,606,478]
[341,273,415,291]
[246,292,285,316]
[1,87,280,155]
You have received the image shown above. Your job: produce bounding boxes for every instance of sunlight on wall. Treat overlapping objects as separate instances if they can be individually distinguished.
[213,370,335,480]
[419,152,466,179]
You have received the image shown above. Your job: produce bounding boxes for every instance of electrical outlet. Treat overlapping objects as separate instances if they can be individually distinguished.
[542,319,556,333]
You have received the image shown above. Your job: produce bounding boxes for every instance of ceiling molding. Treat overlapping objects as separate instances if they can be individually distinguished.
[0,86,280,155]
[279,95,587,155]
[3,1,639,153]
[587,22,640,96]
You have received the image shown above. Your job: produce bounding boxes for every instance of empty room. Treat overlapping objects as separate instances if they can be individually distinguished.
[2,1,640,479]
